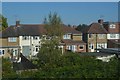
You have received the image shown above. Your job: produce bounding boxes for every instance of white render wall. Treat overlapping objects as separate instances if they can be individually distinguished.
[107,34,120,39]
[19,36,41,56]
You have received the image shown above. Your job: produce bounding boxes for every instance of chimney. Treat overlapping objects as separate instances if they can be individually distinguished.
[16,20,20,27]
[98,19,103,25]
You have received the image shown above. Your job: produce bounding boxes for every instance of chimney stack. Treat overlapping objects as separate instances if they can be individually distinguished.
[98,19,103,25]
[16,20,20,27]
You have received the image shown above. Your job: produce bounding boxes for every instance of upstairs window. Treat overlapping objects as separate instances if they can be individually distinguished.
[22,36,29,40]
[63,34,71,39]
[33,36,38,40]
[109,24,116,28]
[8,37,17,42]
[110,34,116,38]
[98,34,105,39]
[89,34,92,38]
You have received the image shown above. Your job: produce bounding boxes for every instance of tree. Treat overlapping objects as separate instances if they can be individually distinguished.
[0,15,8,31]
[76,24,88,32]
[2,58,17,78]
[44,12,63,39]
[37,12,64,69]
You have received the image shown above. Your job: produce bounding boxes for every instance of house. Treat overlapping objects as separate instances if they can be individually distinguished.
[81,19,108,52]
[0,29,19,58]
[0,21,47,58]
[103,22,120,48]
[0,21,86,58]
[61,25,86,53]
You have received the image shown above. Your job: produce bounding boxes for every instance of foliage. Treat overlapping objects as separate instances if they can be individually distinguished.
[76,24,88,32]
[44,12,63,39]
[37,39,62,69]
[2,53,120,78]
[2,58,18,78]
[0,15,8,31]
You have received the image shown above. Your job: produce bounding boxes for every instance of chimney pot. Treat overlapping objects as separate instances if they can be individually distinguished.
[16,20,20,27]
[98,19,103,25]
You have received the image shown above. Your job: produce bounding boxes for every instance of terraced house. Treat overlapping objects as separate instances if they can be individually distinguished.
[0,21,86,58]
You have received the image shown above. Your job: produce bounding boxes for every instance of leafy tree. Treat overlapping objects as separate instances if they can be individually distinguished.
[44,12,63,39]
[37,12,64,69]
[0,15,8,31]
[2,58,17,78]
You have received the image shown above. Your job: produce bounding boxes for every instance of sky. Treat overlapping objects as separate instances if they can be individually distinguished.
[2,2,118,26]
[2,0,120,2]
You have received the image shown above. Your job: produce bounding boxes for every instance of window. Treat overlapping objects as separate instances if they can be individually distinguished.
[89,34,92,38]
[98,34,105,39]
[2,50,4,54]
[33,36,38,40]
[110,34,116,38]
[36,48,38,52]
[63,34,71,39]
[8,37,17,42]
[22,36,29,40]
[97,43,106,49]
[79,45,84,49]
[109,24,116,28]
[89,43,94,49]
[0,50,4,55]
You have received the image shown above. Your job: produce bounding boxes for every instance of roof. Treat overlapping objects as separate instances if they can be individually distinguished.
[61,39,86,45]
[79,52,114,57]
[13,53,37,71]
[103,22,120,33]
[1,24,47,38]
[62,24,81,34]
[82,23,108,34]
[0,24,81,38]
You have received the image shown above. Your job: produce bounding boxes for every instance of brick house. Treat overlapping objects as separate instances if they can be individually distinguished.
[103,22,120,48]
[81,19,108,52]
[61,25,86,53]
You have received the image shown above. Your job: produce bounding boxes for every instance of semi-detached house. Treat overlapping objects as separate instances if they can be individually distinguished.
[81,19,108,52]
[103,22,120,48]
[0,21,86,58]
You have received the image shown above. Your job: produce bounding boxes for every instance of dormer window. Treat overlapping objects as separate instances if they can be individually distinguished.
[109,24,116,28]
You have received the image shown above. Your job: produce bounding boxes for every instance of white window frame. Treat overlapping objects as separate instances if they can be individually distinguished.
[63,34,71,39]
[79,45,84,50]
[110,34,116,38]
[89,43,94,49]
[109,24,116,28]
[33,36,38,40]
[98,34,105,39]
[8,37,17,42]
[22,36,29,40]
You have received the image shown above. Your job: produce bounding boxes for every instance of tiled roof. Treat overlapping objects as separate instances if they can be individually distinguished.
[61,39,86,45]
[0,24,81,38]
[82,23,108,34]
[13,53,37,71]
[62,24,81,34]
